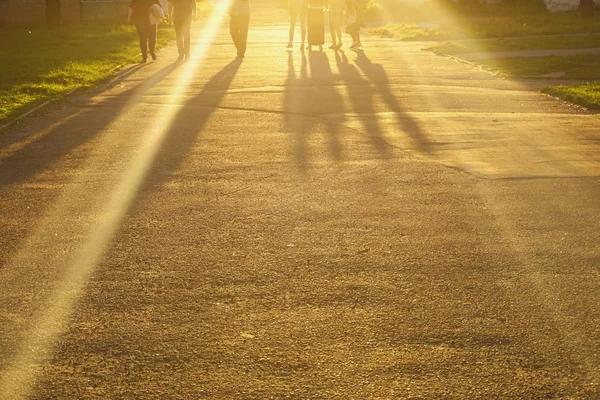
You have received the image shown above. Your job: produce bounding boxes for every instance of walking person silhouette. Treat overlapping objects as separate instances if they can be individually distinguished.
[287,0,307,50]
[128,0,161,62]
[168,0,197,60]
[328,0,344,49]
[345,0,362,49]
[229,0,251,58]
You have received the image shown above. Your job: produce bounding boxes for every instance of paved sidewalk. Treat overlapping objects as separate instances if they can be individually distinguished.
[0,1,599,398]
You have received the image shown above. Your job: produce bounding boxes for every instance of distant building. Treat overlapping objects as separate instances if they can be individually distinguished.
[448,0,599,11]
[545,0,599,11]
[0,0,131,25]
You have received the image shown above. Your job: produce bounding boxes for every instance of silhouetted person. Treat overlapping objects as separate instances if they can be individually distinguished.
[169,0,197,60]
[345,0,361,49]
[287,0,307,50]
[306,0,324,51]
[128,0,161,62]
[229,0,250,58]
[328,0,344,48]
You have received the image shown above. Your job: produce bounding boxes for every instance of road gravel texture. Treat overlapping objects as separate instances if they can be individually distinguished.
[0,1,599,399]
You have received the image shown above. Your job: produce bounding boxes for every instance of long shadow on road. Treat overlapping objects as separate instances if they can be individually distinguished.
[0,62,182,189]
[337,50,432,155]
[283,51,345,171]
[141,58,242,191]
[334,51,393,159]
[283,51,310,170]
[355,50,432,153]
[308,51,345,162]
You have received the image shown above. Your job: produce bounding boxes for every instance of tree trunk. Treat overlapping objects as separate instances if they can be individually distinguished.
[580,0,594,17]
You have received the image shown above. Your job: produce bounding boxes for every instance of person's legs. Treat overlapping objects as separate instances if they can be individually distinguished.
[332,10,343,47]
[230,15,240,52]
[182,16,192,57]
[237,13,250,57]
[306,9,312,50]
[174,18,185,58]
[349,25,360,47]
[148,24,157,59]
[288,11,297,46]
[329,17,336,47]
[135,24,148,61]
[299,9,306,45]
[331,24,341,48]
[353,28,361,47]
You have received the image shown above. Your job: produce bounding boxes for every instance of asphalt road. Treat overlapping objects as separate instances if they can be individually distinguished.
[1,1,599,398]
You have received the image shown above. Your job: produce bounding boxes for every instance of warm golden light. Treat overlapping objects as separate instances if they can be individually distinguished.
[0,2,232,398]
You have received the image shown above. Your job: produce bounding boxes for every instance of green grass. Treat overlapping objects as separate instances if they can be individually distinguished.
[0,24,175,122]
[371,12,600,41]
[543,83,600,109]
[455,13,600,38]
[371,24,445,41]
[432,35,600,110]
[367,0,546,23]
[196,0,213,12]
[476,55,600,80]
[427,34,600,54]
[369,3,600,110]
[436,0,548,17]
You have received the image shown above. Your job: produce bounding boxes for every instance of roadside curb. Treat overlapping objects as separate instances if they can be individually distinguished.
[445,54,479,69]
[443,52,597,113]
[0,88,78,131]
[0,54,145,132]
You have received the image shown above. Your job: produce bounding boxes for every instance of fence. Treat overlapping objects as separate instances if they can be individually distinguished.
[80,0,130,22]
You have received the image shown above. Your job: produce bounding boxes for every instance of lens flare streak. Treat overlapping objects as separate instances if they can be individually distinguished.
[0,2,232,398]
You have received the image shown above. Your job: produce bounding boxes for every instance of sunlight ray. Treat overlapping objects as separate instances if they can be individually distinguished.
[0,1,232,398]
[376,24,600,388]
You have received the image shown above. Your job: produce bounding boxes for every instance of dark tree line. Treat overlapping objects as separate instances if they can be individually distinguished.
[440,0,595,17]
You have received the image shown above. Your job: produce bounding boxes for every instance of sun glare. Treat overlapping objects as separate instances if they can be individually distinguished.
[0,1,232,398]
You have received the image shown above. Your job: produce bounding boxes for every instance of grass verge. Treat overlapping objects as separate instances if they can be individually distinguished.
[371,12,600,41]
[426,34,600,55]
[383,8,600,110]
[475,55,600,80]
[0,24,175,123]
[448,51,600,109]
[371,24,445,41]
[543,83,600,109]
